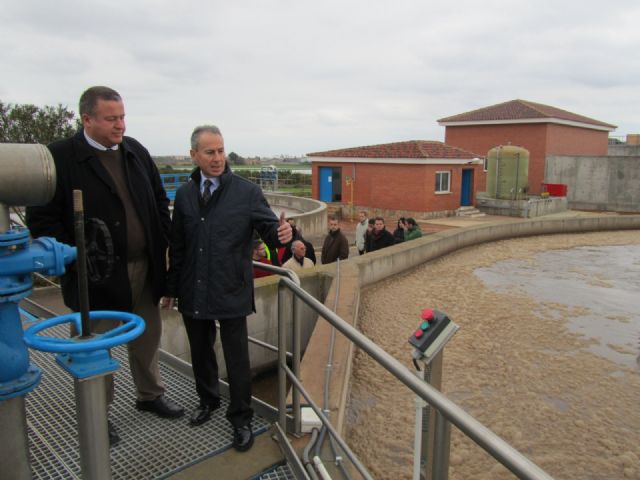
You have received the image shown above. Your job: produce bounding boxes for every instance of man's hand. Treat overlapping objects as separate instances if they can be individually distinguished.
[160,297,175,310]
[277,211,293,244]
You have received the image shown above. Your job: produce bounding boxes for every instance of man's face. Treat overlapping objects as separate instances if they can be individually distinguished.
[358,212,366,222]
[329,220,339,232]
[293,242,306,258]
[374,220,385,232]
[191,132,226,178]
[83,99,126,147]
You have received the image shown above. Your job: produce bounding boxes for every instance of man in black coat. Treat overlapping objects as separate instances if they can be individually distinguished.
[26,86,184,446]
[369,216,396,252]
[162,125,292,452]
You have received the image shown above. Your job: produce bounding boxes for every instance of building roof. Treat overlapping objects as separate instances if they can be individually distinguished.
[437,99,616,130]
[307,140,481,159]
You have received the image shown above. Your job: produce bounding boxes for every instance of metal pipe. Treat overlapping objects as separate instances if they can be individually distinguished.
[75,375,112,479]
[303,428,321,480]
[432,411,451,480]
[277,282,288,431]
[313,456,332,480]
[0,397,32,479]
[280,277,553,480]
[0,144,56,207]
[73,190,91,337]
[1,203,9,233]
[283,364,374,480]
[292,292,301,433]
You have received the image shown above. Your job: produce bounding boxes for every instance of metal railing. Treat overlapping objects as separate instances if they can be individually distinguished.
[277,276,554,480]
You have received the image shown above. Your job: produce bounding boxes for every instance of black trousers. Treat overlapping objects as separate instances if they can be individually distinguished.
[182,315,253,428]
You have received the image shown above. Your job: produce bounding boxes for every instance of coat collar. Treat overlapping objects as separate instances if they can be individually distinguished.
[71,129,133,163]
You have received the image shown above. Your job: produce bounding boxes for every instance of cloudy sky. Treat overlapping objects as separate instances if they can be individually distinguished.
[2,1,639,157]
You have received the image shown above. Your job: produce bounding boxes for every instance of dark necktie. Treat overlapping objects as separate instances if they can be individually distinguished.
[202,179,212,204]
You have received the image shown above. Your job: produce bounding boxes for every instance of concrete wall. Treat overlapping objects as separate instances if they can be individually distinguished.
[545,155,640,212]
[264,192,327,239]
[476,193,568,218]
[161,270,326,378]
[608,144,640,156]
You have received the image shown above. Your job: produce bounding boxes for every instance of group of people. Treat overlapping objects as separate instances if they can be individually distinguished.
[354,211,422,254]
[26,86,292,453]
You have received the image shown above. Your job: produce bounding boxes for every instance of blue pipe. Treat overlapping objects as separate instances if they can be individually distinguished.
[0,228,76,400]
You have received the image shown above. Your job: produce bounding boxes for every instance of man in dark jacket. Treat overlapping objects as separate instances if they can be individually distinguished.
[26,86,184,446]
[162,125,292,452]
[369,217,396,252]
[321,215,349,264]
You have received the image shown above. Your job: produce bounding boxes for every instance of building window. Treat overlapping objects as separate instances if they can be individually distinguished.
[483,158,488,172]
[435,171,451,193]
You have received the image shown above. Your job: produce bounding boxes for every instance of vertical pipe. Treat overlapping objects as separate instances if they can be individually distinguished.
[73,190,91,338]
[0,203,9,233]
[0,397,33,480]
[292,294,301,434]
[432,412,451,480]
[75,376,111,480]
[277,282,288,431]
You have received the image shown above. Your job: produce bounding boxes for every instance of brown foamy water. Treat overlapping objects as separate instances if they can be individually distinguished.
[347,231,640,479]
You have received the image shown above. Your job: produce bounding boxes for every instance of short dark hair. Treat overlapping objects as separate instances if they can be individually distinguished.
[374,216,385,223]
[79,86,122,116]
[368,218,375,226]
[328,215,338,222]
[407,218,417,226]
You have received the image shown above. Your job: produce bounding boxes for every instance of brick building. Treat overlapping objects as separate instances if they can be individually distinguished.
[308,140,484,214]
[438,99,616,194]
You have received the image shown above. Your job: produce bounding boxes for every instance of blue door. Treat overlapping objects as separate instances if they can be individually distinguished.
[460,169,473,206]
[319,167,333,202]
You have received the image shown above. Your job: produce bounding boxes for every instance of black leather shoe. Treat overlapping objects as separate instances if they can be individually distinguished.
[136,395,184,418]
[232,425,254,452]
[108,420,120,447]
[189,403,220,426]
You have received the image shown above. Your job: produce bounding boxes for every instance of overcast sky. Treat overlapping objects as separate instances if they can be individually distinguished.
[2,1,639,157]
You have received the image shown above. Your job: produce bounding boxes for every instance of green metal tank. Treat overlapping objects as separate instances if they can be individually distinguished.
[486,145,529,200]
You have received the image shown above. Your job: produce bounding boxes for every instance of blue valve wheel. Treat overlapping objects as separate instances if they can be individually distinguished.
[24,311,145,353]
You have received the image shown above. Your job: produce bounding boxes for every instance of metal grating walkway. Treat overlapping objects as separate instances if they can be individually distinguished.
[25,324,271,479]
[255,464,296,480]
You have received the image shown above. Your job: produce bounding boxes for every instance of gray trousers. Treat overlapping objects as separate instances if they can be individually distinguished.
[74,257,165,403]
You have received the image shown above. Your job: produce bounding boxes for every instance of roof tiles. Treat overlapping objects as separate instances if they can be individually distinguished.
[307,140,481,159]
[438,99,616,128]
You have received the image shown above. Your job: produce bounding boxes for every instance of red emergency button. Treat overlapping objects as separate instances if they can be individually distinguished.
[414,329,424,338]
[421,308,434,321]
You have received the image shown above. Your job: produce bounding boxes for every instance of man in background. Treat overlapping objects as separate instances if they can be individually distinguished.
[355,210,368,255]
[369,217,395,252]
[321,215,349,264]
[282,240,315,271]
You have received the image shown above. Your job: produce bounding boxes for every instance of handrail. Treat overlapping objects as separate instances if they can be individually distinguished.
[277,276,554,480]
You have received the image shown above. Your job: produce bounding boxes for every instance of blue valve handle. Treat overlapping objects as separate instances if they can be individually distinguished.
[24,311,145,353]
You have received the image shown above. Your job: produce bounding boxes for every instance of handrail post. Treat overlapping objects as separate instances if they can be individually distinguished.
[432,410,451,480]
[277,281,288,431]
[292,294,301,434]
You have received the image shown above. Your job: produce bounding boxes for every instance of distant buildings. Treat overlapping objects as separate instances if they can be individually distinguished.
[308,99,616,215]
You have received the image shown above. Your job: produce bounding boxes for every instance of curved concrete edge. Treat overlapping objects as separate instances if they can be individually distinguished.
[264,193,327,240]
[299,214,640,437]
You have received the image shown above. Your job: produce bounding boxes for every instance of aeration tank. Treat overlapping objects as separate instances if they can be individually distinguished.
[486,145,529,200]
